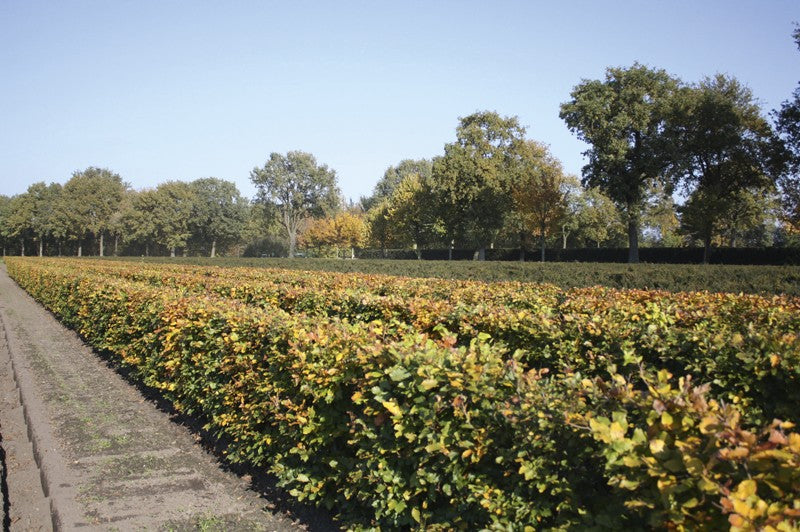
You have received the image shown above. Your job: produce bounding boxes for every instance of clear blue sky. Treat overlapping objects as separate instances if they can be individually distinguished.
[1,1,798,203]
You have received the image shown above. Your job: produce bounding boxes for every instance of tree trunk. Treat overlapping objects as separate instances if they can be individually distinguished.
[99,232,104,257]
[448,240,454,261]
[703,232,712,265]
[39,239,43,257]
[627,214,639,264]
[211,239,217,258]
[77,243,82,257]
[540,234,546,263]
[58,241,62,256]
[562,227,568,249]
[20,239,24,256]
[170,246,176,258]
[145,243,149,257]
[183,248,187,257]
[288,232,296,258]
[114,234,119,256]
[474,247,486,261]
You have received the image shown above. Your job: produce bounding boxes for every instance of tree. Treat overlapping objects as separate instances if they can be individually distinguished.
[189,178,247,257]
[774,25,800,231]
[558,175,585,249]
[4,193,33,256]
[151,181,197,257]
[0,195,11,255]
[250,151,341,258]
[385,173,440,257]
[362,159,433,211]
[641,183,682,247]
[365,201,395,254]
[575,187,626,248]
[681,187,780,249]
[56,167,126,256]
[24,182,62,256]
[430,111,526,259]
[511,140,569,261]
[560,63,679,262]
[666,75,777,262]
[330,211,367,258]
[119,189,158,256]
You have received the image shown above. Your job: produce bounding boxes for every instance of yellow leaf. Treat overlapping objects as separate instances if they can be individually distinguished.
[649,439,665,454]
[736,479,757,498]
[420,379,438,391]
[382,400,402,417]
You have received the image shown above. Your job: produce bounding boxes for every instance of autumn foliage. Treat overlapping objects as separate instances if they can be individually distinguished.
[6,257,800,529]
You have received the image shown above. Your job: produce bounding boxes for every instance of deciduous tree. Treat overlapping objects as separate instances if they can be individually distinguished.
[189,177,247,257]
[560,64,679,262]
[430,111,526,259]
[511,140,568,261]
[774,25,800,230]
[250,151,341,258]
[55,167,126,256]
[666,75,777,262]
[362,159,433,211]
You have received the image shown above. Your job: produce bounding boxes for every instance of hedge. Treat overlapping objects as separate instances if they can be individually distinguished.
[6,257,800,530]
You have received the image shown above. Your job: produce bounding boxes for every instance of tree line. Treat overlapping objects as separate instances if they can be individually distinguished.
[2,30,799,263]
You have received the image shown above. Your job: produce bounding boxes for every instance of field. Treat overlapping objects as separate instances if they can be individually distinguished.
[6,257,800,530]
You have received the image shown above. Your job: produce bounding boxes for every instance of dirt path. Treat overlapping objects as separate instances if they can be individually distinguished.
[0,264,338,531]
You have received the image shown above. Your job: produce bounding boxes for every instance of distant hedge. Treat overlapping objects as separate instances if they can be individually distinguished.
[357,247,800,265]
[105,256,800,297]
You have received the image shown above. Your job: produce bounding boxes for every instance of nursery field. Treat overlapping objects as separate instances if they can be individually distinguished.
[6,257,800,530]
[105,256,800,297]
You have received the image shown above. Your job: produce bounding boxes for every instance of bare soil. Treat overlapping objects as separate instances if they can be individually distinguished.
[0,264,339,531]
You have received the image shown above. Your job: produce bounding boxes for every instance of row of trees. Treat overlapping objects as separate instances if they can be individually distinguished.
[353,29,800,263]
[3,31,798,262]
[0,170,255,258]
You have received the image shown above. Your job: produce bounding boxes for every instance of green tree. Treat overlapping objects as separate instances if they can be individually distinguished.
[24,182,62,256]
[511,140,569,261]
[152,181,197,257]
[641,183,682,247]
[560,63,680,262]
[558,175,585,249]
[189,177,247,257]
[575,187,626,248]
[430,111,526,260]
[56,167,126,256]
[119,189,158,256]
[0,195,11,255]
[666,75,777,262]
[365,201,395,254]
[386,173,440,257]
[250,151,341,258]
[362,159,433,211]
[774,25,800,232]
[4,193,33,255]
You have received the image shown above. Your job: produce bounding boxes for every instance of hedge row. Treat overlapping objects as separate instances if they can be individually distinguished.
[51,259,800,426]
[105,256,800,297]
[6,258,800,530]
[354,247,800,265]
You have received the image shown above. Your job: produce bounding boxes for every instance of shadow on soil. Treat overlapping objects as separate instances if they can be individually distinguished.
[89,347,343,532]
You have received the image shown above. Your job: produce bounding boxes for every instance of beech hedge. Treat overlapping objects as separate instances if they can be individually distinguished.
[6,258,800,530]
